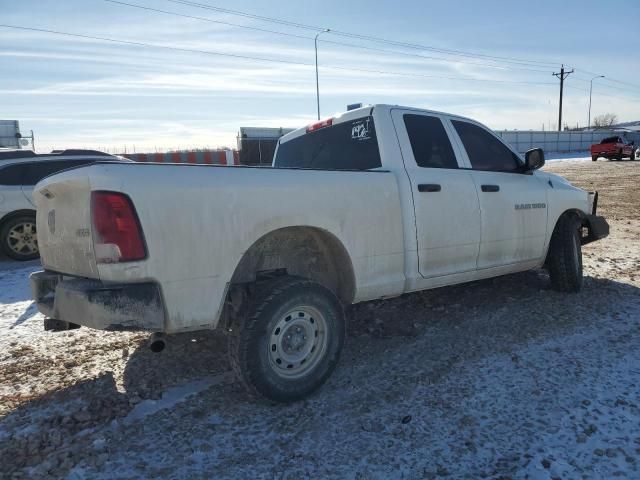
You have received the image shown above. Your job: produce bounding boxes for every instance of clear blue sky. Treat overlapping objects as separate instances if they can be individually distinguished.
[1,0,639,152]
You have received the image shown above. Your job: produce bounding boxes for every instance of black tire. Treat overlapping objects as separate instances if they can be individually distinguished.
[617,150,623,161]
[591,155,598,162]
[0,215,39,261]
[228,275,345,402]
[546,213,583,293]
[630,149,636,161]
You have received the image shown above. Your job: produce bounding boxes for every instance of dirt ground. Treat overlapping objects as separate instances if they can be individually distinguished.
[0,159,639,479]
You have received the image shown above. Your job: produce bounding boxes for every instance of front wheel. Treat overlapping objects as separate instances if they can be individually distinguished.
[0,215,39,261]
[228,275,345,402]
[591,155,598,162]
[546,214,583,292]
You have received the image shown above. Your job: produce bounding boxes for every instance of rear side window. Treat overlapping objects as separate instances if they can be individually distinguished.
[403,114,458,169]
[274,116,382,170]
[452,120,522,172]
[22,160,95,185]
[0,164,26,186]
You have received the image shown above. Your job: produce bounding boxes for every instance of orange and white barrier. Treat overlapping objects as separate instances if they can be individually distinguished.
[123,150,239,165]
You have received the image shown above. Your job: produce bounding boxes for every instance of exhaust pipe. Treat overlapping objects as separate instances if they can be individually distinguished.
[149,332,166,353]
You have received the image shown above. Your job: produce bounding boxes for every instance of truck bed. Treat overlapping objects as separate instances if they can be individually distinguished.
[34,162,406,332]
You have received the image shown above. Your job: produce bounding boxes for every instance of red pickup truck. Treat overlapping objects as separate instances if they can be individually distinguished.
[591,136,636,161]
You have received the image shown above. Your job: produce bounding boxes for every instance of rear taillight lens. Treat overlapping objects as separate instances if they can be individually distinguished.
[91,191,146,263]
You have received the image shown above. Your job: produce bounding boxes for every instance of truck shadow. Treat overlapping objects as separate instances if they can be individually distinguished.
[2,271,639,476]
[121,270,640,403]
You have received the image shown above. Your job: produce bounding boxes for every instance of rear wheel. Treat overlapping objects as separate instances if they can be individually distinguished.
[546,213,583,293]
[228,275,345,402]
[591,155,598,162]
[0,215,39,261]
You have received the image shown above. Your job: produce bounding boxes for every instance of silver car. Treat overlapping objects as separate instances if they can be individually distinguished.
[0,149,130,260]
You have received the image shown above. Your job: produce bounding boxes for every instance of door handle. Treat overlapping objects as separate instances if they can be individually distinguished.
[418,184,441,192]
[481,184,500,192]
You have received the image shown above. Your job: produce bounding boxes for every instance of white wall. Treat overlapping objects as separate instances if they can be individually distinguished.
[495,129,639,153]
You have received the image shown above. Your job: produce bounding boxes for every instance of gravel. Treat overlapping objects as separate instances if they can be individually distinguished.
[1,158,639,479]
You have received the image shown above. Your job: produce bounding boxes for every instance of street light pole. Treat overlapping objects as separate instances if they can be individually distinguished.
[315,28,330,120]
[588,75,605,128]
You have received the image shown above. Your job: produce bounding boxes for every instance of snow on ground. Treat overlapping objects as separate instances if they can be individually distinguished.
[1,161,639,479]
[545,151,593,162]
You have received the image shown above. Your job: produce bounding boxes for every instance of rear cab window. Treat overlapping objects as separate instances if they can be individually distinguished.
[403,114,458,169]
[274,116,382,170]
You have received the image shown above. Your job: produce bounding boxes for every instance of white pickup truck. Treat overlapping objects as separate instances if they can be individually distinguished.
[30,105,608,402]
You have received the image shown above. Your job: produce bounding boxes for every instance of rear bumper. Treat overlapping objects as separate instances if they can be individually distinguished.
[30,270,165,331]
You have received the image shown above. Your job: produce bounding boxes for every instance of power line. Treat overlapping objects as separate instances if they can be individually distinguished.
[103,0,310,41]
[570,68,640,93]
[103,0,553,75]
[0,24,557,87]
[162,0,562,69]
[565,85,640,101]
[163,0,640,95]
[0,23,314,65]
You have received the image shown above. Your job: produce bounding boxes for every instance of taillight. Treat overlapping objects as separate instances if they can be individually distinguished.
[91,191,146,263]
[306,118,333,133]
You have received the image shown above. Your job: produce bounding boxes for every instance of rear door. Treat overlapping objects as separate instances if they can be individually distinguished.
[392,109,480,278]
[449,119,548,269]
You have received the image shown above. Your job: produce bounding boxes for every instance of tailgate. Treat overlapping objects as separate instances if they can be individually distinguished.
[593,144,614,153]
[34,170,99,278]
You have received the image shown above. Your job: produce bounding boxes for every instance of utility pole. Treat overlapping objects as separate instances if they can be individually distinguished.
[588,75,605,129]
[553,64,574,132]
[314,28,330,120]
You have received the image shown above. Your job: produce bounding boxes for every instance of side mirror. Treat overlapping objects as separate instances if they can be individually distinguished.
[525,148,545,171]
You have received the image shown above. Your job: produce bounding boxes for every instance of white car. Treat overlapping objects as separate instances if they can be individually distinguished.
[0,149,130,260]
[30,105,608,402]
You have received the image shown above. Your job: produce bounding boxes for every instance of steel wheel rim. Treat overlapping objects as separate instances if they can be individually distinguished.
[268,306,328,379]
[7,222,38,255]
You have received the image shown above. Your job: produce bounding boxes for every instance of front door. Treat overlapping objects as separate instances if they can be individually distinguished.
[449,119,548,269]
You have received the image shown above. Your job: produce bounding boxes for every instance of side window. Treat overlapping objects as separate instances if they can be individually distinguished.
[403,114,458,169]
[22,160,94,185]
[452,120,522,172]
[0,164,26,186]
[274,116,382,170]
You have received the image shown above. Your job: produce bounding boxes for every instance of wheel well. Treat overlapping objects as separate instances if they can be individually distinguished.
[552,209,585,234]
[230,226,356,305]
[0,209,36,229]
[545,209,585,263]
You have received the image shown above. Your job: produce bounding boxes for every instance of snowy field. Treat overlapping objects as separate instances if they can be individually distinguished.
[546,152,593,162]
[1,158,639,479]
